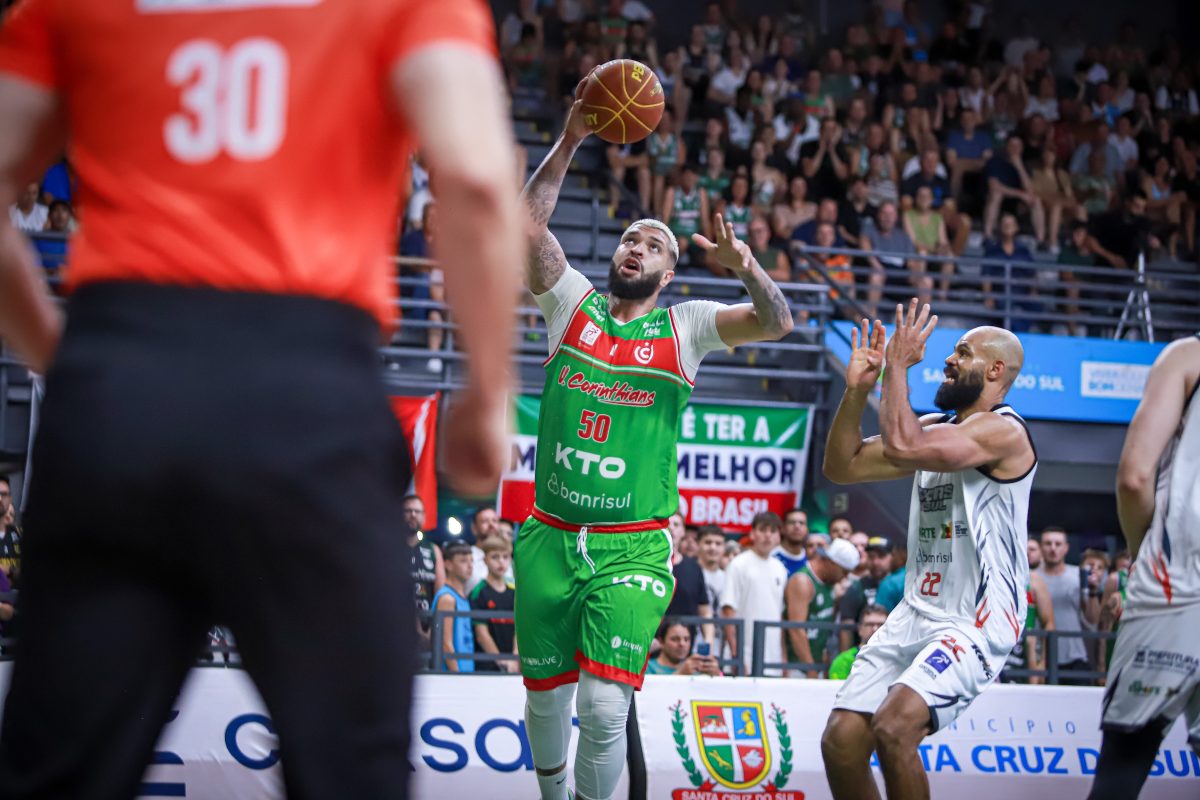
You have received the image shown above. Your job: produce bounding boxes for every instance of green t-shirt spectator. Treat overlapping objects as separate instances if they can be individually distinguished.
[699,171,731,204]
[1057,244,1096,267]
[828,646,859,680]
[876,567,906,611]
[645,659,677,675]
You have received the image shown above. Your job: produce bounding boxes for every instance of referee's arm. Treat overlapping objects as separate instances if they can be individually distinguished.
[0,75,62,373]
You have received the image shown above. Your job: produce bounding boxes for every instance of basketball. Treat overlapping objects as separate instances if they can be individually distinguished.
[576,59,665,145]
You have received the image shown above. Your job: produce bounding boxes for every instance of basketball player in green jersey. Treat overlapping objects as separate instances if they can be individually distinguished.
[518,96,796,800]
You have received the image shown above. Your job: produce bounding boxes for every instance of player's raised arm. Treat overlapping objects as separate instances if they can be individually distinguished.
[521,96,592,294]
[0,74,64,374]
[823,318,925,484]
[391,45,523,494]
[878,300,1030,474]
[1116,337,1200,555]
[691,213,794,346]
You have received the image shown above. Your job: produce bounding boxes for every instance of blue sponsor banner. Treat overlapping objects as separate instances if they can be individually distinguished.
[827,322,1168,424]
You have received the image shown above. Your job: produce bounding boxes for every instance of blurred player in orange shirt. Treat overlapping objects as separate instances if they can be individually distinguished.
[0,0,523,796]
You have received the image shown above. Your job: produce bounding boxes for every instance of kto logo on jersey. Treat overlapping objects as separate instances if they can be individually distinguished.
[579,321,602,346]
[554,443,625,477]
[634,341,655,365]
[669,700,803,798]
[612,574,668,597]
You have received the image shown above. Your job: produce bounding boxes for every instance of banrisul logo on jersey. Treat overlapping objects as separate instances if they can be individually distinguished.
[676,404,813,532]
[498,398,813,531]
[669,700,801,800]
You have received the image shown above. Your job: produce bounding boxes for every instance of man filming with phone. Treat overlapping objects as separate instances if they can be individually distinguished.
[645,618,722,676]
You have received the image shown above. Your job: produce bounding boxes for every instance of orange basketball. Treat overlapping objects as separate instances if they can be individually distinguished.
[576,59,665,145]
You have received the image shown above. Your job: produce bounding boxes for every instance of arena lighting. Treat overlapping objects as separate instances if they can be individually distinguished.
[415,531,424,543]
[446,517,463,536]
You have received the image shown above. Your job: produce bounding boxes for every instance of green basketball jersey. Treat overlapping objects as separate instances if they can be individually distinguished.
[725,204,752,238]
[801,565,836,664]
[648,133,679,171]
[534,284,697,526]
[670,189,702,237]
[699,171,730,204]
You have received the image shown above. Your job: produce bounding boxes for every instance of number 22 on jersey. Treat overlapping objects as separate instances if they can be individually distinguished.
[164,38,289,164]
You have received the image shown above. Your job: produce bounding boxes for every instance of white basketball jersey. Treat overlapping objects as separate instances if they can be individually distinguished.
[1125,339,1200,619]
[904,405,1037,653]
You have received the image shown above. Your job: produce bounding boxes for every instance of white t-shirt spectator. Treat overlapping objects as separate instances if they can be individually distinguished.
[900,157,948,181]
[774,113,821,163]
[1086,62,1110,85]
[1155,86,1200,116]
[959,86,990,115]
[558,0,585,24]
[9,203,48,234]
[702,565,725,612]
[725,106,755,149]
[1004,36,1039,68]
[722,550,788,676]
[1024,96,1059,121]
[620,0,654,21]
[1108,133,1139,166]
[1114,86,1135,113]
[709,65,748,103]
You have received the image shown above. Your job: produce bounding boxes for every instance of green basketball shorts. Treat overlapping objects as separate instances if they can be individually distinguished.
[514,513,675,691]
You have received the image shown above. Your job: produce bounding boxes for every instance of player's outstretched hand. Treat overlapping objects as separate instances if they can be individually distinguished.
[886,297,938,368]
[691,213,753,274]
[847,317,886,391]
[442,386,510,497]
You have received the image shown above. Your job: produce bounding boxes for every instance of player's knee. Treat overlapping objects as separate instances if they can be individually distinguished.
[576,673,632,741]
[870,710,922,754]
[526,683,574,720]
[821,713,870,765]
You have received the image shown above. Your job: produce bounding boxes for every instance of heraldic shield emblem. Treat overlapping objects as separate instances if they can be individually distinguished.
[691,701,771,789]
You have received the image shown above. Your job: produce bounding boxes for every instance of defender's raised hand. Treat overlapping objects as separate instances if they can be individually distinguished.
[886,298,938,368]
[847,317,886,391]
[691,213,753,274]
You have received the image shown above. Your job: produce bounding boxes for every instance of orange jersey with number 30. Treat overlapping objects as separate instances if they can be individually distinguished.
[0,0,496,326]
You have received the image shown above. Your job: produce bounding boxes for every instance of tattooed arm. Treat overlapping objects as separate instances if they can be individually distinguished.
[691,213,795,345]
[522,99,591,294]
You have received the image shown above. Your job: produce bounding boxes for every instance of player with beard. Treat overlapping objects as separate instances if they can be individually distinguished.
[517,93,795,800]
[822,305,1037,800]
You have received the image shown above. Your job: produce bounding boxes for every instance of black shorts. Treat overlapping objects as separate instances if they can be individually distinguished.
[0,283,414,799]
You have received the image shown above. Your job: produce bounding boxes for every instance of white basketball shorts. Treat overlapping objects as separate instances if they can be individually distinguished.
[1102,603,1200,751]
[833,602,1012,732]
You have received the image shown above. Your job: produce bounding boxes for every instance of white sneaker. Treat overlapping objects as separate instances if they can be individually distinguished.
[426,357,443,373]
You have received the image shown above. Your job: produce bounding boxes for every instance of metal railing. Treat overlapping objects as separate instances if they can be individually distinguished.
[425,609,746,676]
[746,617,1116,682]
[388,256,835,398]
[794,243,1200,340]
[0,591,1121,685]
[751,619,856,676]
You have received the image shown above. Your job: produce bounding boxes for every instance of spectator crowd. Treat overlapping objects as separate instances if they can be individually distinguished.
[0,1,1178,683]
[489,0,1200,333]
[399,498,1127,684]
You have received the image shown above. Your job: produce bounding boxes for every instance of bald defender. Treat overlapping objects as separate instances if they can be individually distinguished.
[821,302,1038,800]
